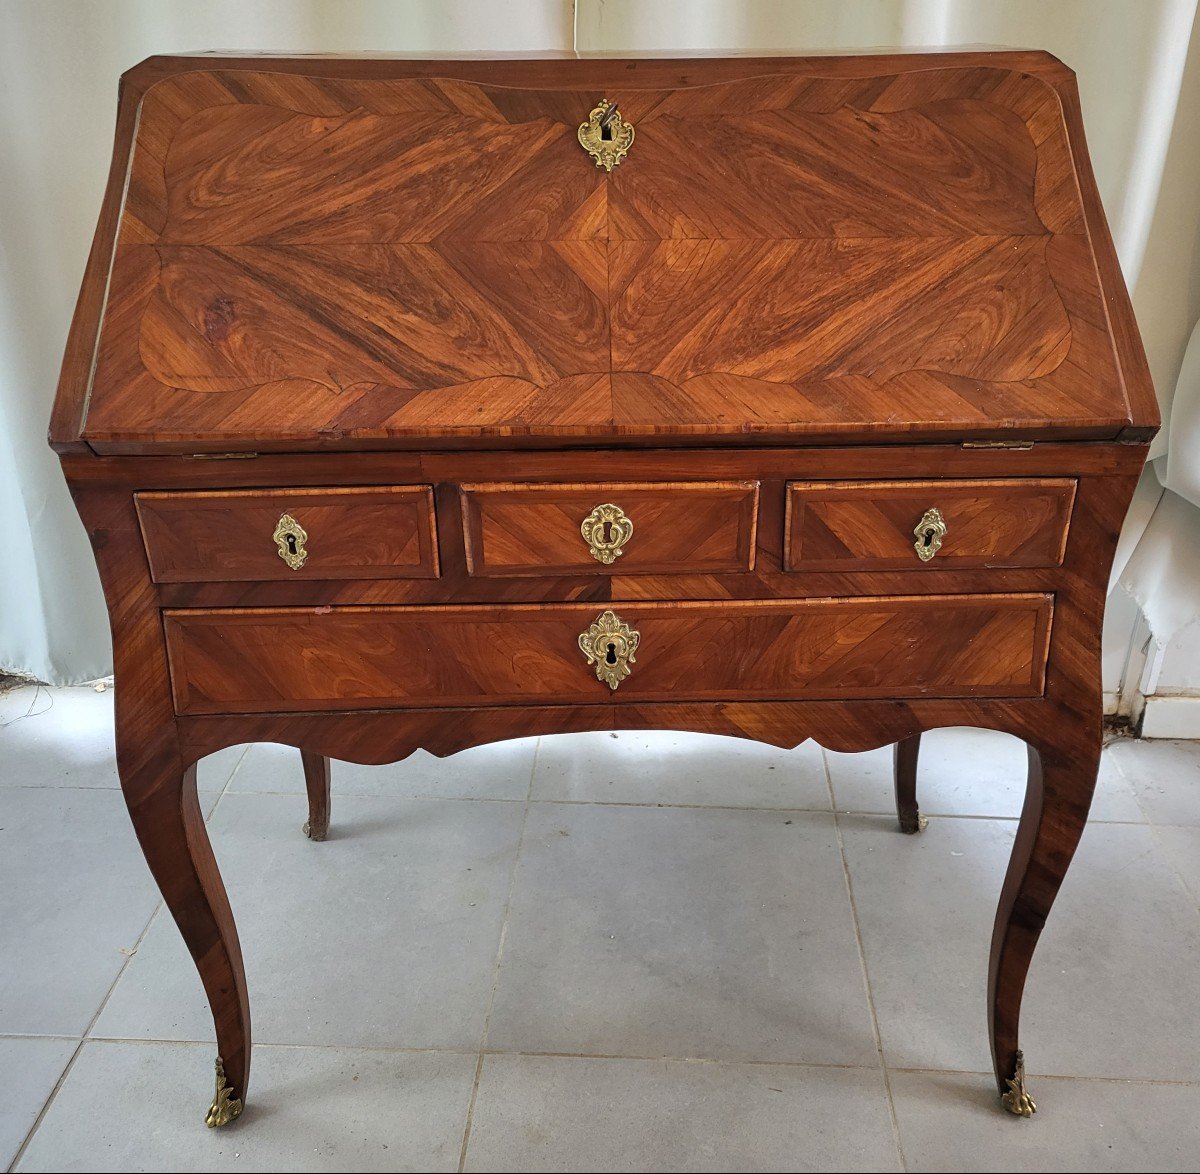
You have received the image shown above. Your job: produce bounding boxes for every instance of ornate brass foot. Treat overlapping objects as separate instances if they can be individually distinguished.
[1000,1050,1037,1117]
[205,1056,244,1128]
[302,820,327,842]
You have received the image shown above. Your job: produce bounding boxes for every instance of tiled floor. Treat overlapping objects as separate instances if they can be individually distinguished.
[2,685,1199,1172]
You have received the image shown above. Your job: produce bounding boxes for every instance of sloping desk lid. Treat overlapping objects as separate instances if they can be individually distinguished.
[57,52,1157,454]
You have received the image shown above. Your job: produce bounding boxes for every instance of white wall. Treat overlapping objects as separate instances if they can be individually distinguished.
[2,0,1199,724]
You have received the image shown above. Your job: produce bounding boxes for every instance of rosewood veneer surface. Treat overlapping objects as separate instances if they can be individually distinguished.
[51,51,1157,1128]
[460,481,759,575]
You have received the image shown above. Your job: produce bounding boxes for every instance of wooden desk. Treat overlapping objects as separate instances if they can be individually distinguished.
[51,51,1157,1127]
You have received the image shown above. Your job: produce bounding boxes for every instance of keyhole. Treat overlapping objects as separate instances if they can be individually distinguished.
[602,519,612,543]
[599,102,619,140]
[605,641,618,665]
[285,533,298,555]
[921,528,935,548]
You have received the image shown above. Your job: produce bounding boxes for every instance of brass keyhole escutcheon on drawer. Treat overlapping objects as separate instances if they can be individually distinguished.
[578,99,634,171]
[580,502,634,565]
[579,609,640,690]
[272,513,308,570]
[913,507,947,562]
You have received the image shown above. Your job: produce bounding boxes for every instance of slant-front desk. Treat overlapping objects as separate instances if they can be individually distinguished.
[51,52,1157,1127]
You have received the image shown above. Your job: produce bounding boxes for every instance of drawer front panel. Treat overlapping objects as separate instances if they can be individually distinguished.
[137,487,439,583]
[785,479,1075,571]
[460,482,759,575]
[165,594,1052,715]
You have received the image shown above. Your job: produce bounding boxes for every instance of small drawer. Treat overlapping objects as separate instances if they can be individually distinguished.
[136,487,439,583]
[460,481,758,576]
[164,593,1052,715]
[785,479,1076,571]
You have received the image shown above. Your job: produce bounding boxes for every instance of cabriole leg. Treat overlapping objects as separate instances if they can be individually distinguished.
[82,486,253,1125]
[301,752,332,841]
[893,734,925,833]
[988,737,1100,1117]
[119,757,250,1126]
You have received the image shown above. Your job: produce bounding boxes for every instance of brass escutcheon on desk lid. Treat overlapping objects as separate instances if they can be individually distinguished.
[913,507,947,562]
[579,609,640,690]
[578,99,634,171]
[580,502,634,564]
[273,512,308,570]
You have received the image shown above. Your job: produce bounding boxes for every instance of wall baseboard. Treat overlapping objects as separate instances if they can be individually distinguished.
[1140,695,1200,739]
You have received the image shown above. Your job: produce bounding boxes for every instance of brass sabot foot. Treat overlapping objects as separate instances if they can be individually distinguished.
[1000,1050,1037,1117]
[205,1056,244,1128]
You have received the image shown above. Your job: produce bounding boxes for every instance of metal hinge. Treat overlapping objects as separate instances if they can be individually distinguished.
[182,452,260,460]
[961,440,1035,450]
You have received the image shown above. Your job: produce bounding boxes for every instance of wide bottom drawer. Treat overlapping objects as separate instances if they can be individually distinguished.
[165,595,1052,715]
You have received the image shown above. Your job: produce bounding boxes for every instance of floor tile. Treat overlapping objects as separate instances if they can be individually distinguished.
[841,816,1200,1080]
[93,792,522,1049]
[0,686,119,790]
[8,681,1198,1171]
[825,728,1143,822]
[0,788,161,1035]
[227,737,537,802]
[15,1040,475,1172]
[532,730,831,810]
[1152,825,1200,906]
[889,1068,1200,1173]
[1108,739,1200,826]
[465,1053,899,1173]
[194,744,250,794]
[0,1037,78,1169]
[487,804,878,1066]
[1023,823,1200,1082]
[0,685,243,794]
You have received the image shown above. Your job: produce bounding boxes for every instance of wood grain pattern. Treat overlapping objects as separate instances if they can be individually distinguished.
[136,487,439,582]
[786,478,1076,571]
[894,734,924,834]
[990,739,1100,1107]
[300,751,331,842]
[163,594,1052,715]
[68,56,1138,453]
[63,444,1145,613]
[50,52,1161,1124]
[460,481,758,575]
[57,436,1144,1115]
[69,485,251,1113]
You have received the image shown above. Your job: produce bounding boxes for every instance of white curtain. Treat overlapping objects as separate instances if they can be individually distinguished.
[2,0,1198,687]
